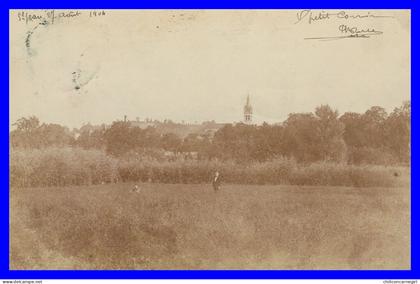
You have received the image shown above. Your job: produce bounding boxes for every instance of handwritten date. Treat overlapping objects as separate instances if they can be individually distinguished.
[16,10,106,25]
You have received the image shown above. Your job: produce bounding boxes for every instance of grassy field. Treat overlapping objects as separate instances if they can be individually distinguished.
[10,183,410,270]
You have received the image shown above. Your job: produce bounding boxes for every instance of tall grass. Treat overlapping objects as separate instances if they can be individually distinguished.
[11,183,410,269]
[10,147,119,187]
[10,147,408,188]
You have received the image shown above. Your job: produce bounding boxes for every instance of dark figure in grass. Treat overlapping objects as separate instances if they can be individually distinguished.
[212,171,222,192]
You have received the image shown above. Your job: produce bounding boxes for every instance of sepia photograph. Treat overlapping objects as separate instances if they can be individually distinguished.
[9,9,410,270]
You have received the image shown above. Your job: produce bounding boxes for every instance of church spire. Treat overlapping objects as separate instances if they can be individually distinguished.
[244,94,253,124]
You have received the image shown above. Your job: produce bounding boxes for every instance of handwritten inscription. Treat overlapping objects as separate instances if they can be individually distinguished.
[89,10,106,18]
[17,10,106,57]
[295,10,392,41]
[338,24,381,35]
[295,10,394,25]
[305,24,383,41]
[16,10,106,25]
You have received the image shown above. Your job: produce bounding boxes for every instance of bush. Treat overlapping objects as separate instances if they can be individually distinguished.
[10,147,407,188]
[348,146,399,165]
[10,147,118,187]
[289,162,403,187]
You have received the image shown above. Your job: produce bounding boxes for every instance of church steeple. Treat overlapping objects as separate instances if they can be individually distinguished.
[244,95,253,124]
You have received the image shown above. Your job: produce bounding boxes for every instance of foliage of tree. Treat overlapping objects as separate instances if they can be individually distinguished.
[385,101,410,162]
[10,117,74,148]
[10,101,411,164]
[103,121,133,156]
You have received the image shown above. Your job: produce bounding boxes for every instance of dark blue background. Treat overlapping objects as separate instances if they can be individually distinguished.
[1,1,417,279]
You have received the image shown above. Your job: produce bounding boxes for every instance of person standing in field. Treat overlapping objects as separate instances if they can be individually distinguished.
[212,171,221,192]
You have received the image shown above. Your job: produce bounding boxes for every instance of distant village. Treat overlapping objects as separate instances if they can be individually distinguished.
[74,95,255,140]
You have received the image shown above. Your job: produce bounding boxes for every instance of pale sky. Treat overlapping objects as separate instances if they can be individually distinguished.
[10,10,410,128]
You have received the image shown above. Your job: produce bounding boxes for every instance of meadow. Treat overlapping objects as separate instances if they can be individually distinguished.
[10,182,410,270]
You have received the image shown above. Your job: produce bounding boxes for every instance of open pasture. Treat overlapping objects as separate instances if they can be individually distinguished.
[10,183,410,270]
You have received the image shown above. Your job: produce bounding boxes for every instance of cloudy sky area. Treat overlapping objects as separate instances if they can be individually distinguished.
[10,10,410,128]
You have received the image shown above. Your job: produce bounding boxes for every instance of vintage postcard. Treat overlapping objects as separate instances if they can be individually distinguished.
[9,9,410,270]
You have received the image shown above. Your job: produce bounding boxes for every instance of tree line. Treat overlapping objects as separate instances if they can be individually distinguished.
[10,102,410,165]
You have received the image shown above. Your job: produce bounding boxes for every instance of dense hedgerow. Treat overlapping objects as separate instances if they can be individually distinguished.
[10,147,119,187]
[10,147,408,188]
